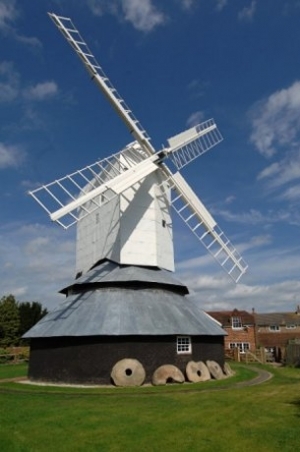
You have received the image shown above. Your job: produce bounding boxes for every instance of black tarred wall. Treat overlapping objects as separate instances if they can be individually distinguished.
[28,335,224,384]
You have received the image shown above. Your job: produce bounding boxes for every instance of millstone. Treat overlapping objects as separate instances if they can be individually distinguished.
[223,362,234,377]
[111,358,146,387]
[186,360,211,382]
[206,360,225,380]
[152,364,184,386]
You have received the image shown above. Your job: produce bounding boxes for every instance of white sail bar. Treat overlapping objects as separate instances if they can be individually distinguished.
[166,119,223,170]
[167,172,248,282]
[29,143,154,229]
[48,13,155,157]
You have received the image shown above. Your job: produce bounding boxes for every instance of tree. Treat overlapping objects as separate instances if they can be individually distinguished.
[0,295,20,347]
[18,301,48,338]
[0,296,48,347]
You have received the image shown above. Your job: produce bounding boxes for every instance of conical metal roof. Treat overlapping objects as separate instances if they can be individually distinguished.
[24,288,225,338]
[24,261,225,338]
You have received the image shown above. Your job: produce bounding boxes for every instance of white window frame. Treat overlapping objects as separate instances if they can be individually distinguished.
[269,325,280,332]
[286,324,296,329]
[229,342,250,354]
[231,316,242,330]
[177,336,192,354]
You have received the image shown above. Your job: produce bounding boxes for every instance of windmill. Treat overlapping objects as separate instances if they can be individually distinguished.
[24,13,247,386]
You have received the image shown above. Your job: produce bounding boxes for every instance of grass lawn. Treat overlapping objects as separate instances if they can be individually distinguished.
[0,363,28,380]
[0,363,299,451]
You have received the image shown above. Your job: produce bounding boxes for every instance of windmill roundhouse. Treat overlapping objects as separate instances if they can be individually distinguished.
[25,260,226,384]
[24,13,247,385]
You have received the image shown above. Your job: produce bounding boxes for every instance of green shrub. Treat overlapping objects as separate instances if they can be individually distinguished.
[0,348,13,364]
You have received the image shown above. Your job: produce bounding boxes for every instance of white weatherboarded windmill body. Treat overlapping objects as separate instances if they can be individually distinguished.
[24,13,247,386]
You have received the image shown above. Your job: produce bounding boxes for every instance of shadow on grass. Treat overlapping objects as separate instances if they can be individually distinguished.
[0,365,267,397]
[291,398,300,417]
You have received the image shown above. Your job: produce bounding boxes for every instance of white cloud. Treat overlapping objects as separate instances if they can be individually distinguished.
[217,206,300,227]
[0,61,59,132]
[179,242,300,312]
[0,0,41,46]
[186,111,205,127]
[257,162,280,180]
[24,237,50,255]
[177,253,219,272]
[238,1,257,22]
[0,80,18,102]
[87,0,118,16]
[0,142,25,169]
[249,81,300,215]
[279,184,300,201]
[23,81,58,101]
[0,222,75,309]
[186,274,230,291]
[257,150,300,191]
[88,0,165,32]
[216,208,265,225]
[248,234,272,248]
[180,0,195,10]
[224,195,236,204]
[0,0,17,31]
[250,81,300,158]
[14,34,41,47]
[0,60,19,102]
[122,0,166,32]
[10,286,27,297]
[215,0,227,12]
[0,62,56,105]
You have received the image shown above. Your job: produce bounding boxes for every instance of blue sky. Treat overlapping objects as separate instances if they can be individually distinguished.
[1,0,300,312]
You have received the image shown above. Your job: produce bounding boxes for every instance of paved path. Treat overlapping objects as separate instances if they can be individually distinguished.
[233,365,273,388]
[0,365,273,396]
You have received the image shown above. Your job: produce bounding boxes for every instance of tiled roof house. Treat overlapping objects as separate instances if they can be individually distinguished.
[254,307,300,351]
[207,308,256,354]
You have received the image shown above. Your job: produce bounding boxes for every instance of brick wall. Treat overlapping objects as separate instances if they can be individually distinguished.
[223,325,256,351]
[257,329,300,348]
[208,310,256,352]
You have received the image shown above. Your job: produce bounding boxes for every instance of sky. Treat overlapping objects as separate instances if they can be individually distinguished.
[1,0,300,313]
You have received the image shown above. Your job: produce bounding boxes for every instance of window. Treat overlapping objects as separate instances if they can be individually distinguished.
[286,324,296,329]
[177,336,192,354]
[231,316,242,329]
[229,342,250,354]
[269,325,280,332]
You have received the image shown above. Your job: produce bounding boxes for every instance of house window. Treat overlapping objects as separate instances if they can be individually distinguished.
[231,316,242,329]
[269,325,280,332]
[286,324,296,329]
[229,342,250,354]
[177,336,192,354]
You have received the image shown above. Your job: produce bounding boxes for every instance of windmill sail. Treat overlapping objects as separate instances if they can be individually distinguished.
[29,142,158,229]
[48,13,155,157]
[166,172,248,283]
[166,119,223,170]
